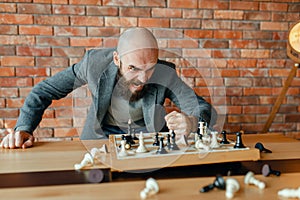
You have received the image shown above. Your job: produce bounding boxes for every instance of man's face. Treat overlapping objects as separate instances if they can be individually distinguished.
[116,49,158,95]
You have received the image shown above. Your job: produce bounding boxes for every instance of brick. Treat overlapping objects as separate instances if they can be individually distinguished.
[70,37,102,47]
[243,105,270,114]
[168,39,198,48]
[0,98,4,108]
[269,69,291,77]
[184,30,213,38]
[199,0,229,9]
[19,88,32,97]
[214,10,243,20]
[88,27,119,37]
[272,13,299,22]
[0,25,17,34]
[227,115,256,123]
[225,77,252,87]
[0,109,19,118]
[183,9,213,19]
[243,31,272,40]
[36,37,69,46]
[138,18,169,28]
[53,5,85,15]
[0,88,18,98]
[1,56,34,67]
[33,77,47,85]
[260,2,288,12]
[53,47,84,57]
[288,4,300,12]
[270,49,286,59]
[0,14,33,25]
[6,98,25,108]
[240,69,268,77]
[213,50,240,58]
[171,19,200,28]
[50,98,73,108]
[36,57,68,67]
[0,67,14,76]
[87,6,118,16]
[230,1,259,11]
[219,69,239,77]
[152,8,181,18]
[257,59,285,68]
[231,97,259,105]
[55,107,87,117]
[241,49,269,58]
[230,40,258,49]
[70,0,101,5]
[285,114,300,122]
[18,3,51,14]
[279,105,298,113]
[17,46,51,56]
[183,49,211,58]
[261,22,288,31]
[232,21,259,30]
[244,11,271,21]
[16,67,49,77]
[0,35,35,45]
[103,0,134,6]
[194,87,211,97]
[3,119,17,129]
[43,109,55,118]
[136,0,166,7]
[105,17,137,27]
[214,30,242,39]
[0,46,15,55]
[19,25,53,35]
[39,118,72,128]
[226,106,242,114]
[202,20,231,29]
[153,29,183,38]
[120,7,150,17]
[0,3,16,12]
[33,128,54,138]
[0,77,32,87]
[103,38,118,48]
[72,16,104,26]
[202,40,229,49]
[244,88,272,96]
[168,0,197,8]
[35,15,69,25]
[54,127,79,137]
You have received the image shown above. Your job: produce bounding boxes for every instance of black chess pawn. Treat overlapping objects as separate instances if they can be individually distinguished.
[255,142,272,153]
[156,137,168,154]
[199,175,226,193]
[170,130,180,150]
[153,132,159,146]
[262,164,281,177]
[233,130,246,148]
[166,134,171,150]
[220,130,230,144]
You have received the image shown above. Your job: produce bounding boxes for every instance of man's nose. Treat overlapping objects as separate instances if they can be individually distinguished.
[137,71,147,83]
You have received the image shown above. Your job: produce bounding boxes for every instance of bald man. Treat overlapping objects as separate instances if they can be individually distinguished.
[0,27,217,149]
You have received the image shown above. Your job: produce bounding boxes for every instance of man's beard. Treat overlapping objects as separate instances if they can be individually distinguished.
[115,70,147,102]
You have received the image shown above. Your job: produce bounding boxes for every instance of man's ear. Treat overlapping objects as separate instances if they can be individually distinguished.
[113,51,120,66]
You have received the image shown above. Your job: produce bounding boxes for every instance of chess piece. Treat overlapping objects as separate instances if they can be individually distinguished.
[278,187,300,199]
[195,139,210,151]
[225,178,240,199]
[136,132,148,153]
[74,152,94,170]
[220,130,230,144]
[255,142,272,153]
[140,178,159,199]
[166,134,171,150]
[244,171,266,189]
[262,164,281,177]
[90,144,108,157]
[118,140,128,157]
[199,121,205,135]
[153,132,159,146]
[170,130,180,150]
[156,137,168,154]
[234,130,246,148]
[210,131,220,148]
[199,175,226,193]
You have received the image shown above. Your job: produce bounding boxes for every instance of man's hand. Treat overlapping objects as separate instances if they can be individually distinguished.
[0,129,34,149]
[165,111,198,137]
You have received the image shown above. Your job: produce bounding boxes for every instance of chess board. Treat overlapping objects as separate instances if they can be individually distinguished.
[108,132,260,171]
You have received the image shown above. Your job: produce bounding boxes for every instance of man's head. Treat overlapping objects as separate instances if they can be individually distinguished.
[113,27,159,100]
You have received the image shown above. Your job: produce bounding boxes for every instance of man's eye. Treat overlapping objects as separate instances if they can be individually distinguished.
[128,66,136,71]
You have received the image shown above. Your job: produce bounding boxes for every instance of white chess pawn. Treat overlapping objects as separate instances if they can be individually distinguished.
[225,178,240,199]
[140,178,159,199]
[244,171,266,189]
[210,131,220,148]
[278,187,300,199]
[74,152,93,170]
[136,131,148,153]
[118,140,128,157]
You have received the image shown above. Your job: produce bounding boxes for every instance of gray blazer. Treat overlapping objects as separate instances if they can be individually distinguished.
[15,48,217,139]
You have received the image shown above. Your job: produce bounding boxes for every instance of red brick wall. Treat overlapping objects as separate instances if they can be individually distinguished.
[0,0,300,140]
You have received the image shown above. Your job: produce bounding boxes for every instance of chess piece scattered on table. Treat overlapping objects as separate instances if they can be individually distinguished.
[74,152,94,170]
[118,140,128,157]
[225,178,240,199]
[278,187,300,199]
[220,130,230,144]
[156,137,168,154]
[136,132,148,153]
[255,142,272,153]
[170,130,180,150]
[262,164,281,177]
[140,178,159,199]
[90,144,108,156]
[210,131,220,149]
[199,175,226,193]
[244,171,266,189]
[234,130,246,149]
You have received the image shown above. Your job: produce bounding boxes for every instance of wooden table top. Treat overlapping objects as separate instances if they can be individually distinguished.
[0,172,299,200]
[0,133,299,174]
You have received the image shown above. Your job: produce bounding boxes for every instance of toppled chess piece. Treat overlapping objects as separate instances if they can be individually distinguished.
[74,152,94,170]
[200,175,226,193]
[136,132,148,153]
[255,142,272,153]
[140,178,159,199]
[234,130,246,149]
[278,187,300,199]
[220,130,230,144]
[262,164,281,177]
[244,171,266,189]
[225,178,240,199]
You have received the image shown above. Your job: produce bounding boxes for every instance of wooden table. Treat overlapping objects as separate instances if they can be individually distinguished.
[0,172,299,199]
